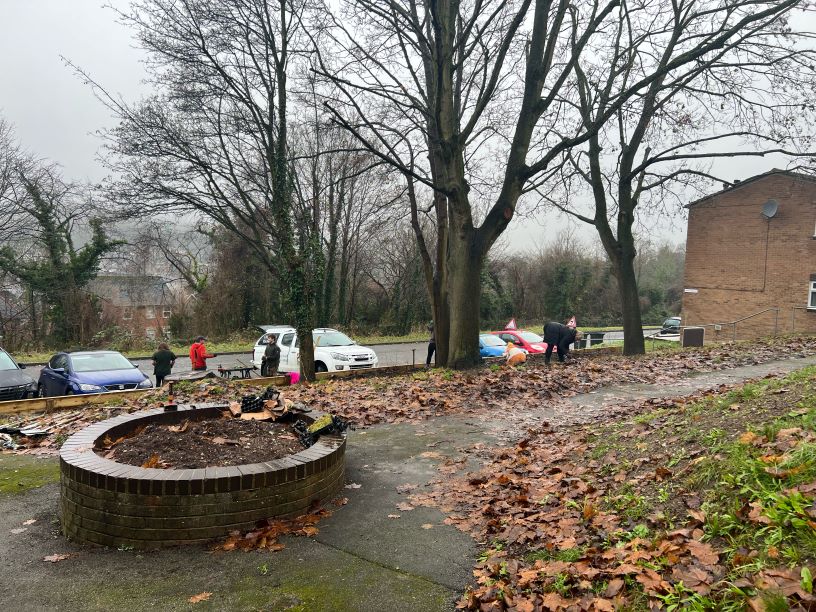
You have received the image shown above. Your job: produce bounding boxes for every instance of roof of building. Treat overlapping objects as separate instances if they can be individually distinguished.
[88,275,169,307]
[685,168,816,209]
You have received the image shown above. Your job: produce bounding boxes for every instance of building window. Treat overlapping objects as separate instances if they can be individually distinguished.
[145,306,156,320]
[122,307,133,321]
[809,281,816,310]
[145,327,156,340]
[162,308,172,319]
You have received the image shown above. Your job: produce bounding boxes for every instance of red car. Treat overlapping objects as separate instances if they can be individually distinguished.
[490,329,549,354]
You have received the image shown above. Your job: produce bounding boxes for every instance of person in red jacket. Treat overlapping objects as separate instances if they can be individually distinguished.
[190,336,216,371]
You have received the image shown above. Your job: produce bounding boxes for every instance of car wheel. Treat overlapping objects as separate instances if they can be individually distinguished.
[64,386,74,396]
[315,362,328,373]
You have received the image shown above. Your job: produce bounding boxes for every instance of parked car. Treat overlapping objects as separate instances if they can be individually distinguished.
[0,348,37,401]
[479,334,506,358]
[659,316,681,335]
[252,326,378,373]
[37,351,153,397]
[490,329,548,354]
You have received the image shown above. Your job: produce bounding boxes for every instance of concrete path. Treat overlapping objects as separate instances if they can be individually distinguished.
[2,353,815,611]
[568,354,816,411]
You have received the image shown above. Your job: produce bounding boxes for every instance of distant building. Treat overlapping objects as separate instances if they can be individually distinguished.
[682,169,816,341]
[88,275,172,340]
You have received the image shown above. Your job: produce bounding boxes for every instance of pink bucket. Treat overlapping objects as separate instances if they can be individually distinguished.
[287,372,300,385]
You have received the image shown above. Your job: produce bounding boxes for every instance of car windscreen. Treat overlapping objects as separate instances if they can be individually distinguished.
[70,353,134,372]
[313,332,354,347]
[0,351,19,371]
[519,331,544,343]
[480,335,505,347]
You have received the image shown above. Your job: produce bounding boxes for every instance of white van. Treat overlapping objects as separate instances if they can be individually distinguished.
[252,326,379,373]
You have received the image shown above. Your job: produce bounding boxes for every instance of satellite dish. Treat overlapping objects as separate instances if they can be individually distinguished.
[761,199,779,219]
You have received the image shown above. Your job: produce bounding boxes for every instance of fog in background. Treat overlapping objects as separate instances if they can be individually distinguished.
[0,0,796,252]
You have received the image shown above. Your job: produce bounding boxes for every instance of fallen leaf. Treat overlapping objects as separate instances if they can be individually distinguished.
[396,502,415,511]
[141,454,160,468]
[168,420,189,433]
[655,466,673,480]
[10,528,27,534]
[188,592,212,604]
[739,431,759,444]
[345,483,362,489]
[22,519,36,526]
[387,514,401,519]
[396,483,417,494]
[420,451,444,459]
[421,524,434,529]
[42,554,71,563]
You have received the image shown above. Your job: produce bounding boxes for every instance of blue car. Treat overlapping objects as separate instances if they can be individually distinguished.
[479,334,506,358]
[37,351,153,397]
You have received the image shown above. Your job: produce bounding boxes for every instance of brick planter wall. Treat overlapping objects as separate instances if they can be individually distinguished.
[59,405,345,549]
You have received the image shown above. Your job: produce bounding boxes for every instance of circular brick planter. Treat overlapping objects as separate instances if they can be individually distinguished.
[59,404,345,549]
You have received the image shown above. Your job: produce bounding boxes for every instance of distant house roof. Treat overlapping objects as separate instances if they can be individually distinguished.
[685,169,816,209]
[88,275,169,307]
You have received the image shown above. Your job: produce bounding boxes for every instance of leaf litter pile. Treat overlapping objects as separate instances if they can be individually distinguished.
[409,367,816,610]
[3,336,816,455]
[97,417,304,469]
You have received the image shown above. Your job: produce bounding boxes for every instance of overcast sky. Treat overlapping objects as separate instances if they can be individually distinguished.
[0,0,795,251]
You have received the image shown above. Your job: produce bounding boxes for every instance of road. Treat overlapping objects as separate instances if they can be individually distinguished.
[21,328,661,390]
[22,341,430,389]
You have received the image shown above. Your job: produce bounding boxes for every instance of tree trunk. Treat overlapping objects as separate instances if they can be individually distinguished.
[614,249,646,355]
[445,230,482,369]
[297,325,316,383]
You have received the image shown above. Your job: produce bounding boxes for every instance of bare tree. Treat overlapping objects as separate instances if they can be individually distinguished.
[138,223,211,295]
[312,0,813,366]
[86,0,324,379]
[544,0,816,354]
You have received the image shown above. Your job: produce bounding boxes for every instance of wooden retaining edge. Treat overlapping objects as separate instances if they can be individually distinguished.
[0,363,429,415]
[0,389,148,416]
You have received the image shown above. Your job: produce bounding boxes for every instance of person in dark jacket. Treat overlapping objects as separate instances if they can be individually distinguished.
[426,322,436,367]
[262,334,281,377]
[151,342,176,386]
[543,321,579,364]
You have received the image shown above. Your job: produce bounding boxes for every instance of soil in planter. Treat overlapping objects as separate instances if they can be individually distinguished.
[99,418,306,469]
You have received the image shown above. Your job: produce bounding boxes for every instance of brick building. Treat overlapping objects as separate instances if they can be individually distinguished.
[682,169,816,341]
[88,275,172,340]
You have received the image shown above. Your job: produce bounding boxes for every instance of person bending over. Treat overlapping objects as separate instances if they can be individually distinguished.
[542,320,579,364]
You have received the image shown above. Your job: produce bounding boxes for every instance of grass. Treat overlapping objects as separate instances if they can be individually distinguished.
[0,455,60,494]
[588,338,680,353]
[555,365,816,609]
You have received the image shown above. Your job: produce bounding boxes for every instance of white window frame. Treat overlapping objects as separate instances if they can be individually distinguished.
[145,306,156,320]
[122,307,133,321]
[809,281,816,310]
[162,307,172,319]
[145,327,156,340]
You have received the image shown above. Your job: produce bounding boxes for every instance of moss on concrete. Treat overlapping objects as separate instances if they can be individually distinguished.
[21,544,453,611]
[0,454,60,494]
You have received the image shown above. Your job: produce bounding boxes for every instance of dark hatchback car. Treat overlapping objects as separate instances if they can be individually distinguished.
[0,348,37,401]
[37,351,153,397]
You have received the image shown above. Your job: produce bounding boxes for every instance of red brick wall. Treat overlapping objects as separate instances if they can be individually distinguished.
[682,173,816,340]
[99,303,169,339]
